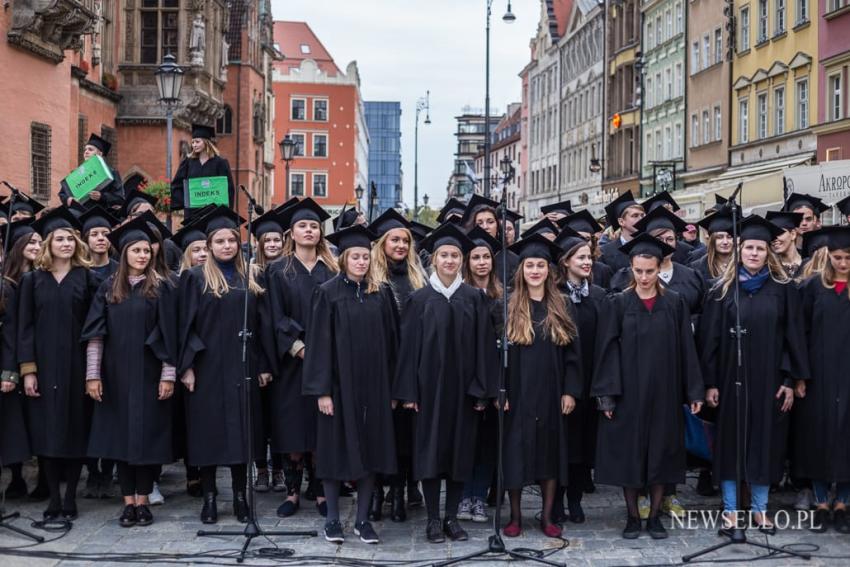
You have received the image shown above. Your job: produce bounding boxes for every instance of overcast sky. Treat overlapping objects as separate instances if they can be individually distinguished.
[270,0,540,208]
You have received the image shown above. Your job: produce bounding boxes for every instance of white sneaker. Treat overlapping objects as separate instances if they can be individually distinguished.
[471,498,488,523]
[457,498,473,521]
[794,488,813,511]
[149,482,165,506]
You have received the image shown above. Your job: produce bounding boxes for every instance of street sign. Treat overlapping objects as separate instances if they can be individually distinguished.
[784,160,850,205]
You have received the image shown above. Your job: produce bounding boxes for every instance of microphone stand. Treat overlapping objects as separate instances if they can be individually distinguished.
[0,182,45,543]
[433,171,563,567]
[683,183,809,562]
[196,186,316,563]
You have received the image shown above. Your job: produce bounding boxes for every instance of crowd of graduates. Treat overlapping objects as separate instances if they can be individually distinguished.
[1,126,850,547]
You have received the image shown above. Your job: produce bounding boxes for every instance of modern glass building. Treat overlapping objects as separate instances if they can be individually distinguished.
[364,101,402,217]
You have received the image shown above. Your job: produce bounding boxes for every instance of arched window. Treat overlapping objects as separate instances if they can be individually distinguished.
[216,105,233,135]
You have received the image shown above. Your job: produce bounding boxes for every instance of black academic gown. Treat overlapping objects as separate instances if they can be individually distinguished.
[792,277,850,482]
[593,289,704,488]
[672,240,694,265]
[302,276,399,481]
[17,268,98,458]
[393,282,498,481]
[170,156,235,220]
[494,250,519,287]
[177,266,268,466]
[591,261,612,290]
[83,277,176,465]
[89,259,119,287]
[697,278,809,485]
[59,166,125,213]
[0,282,30,465]
[598,238,631,273]
[503,299,583,488]
[266,257,334,454]
[689,255,716,287]
[609,262,705,316]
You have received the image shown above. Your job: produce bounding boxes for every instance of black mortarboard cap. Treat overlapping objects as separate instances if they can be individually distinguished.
[86,133,111,156]
[419,222,475,254]
[765,211,803,232]
[803,228,830,257]
[121,189,158,218]
[10,194,45,216]
[541,200,574,216]
[554,226,589,256]
[79,204,119,234]
[558,209,603,235]
[642,191,680,212]
[409,221,431,243]
[618,232,676,260]
[140,211,173,241]
[31,206,81,237]
[738,215,784,243]
[196,205,245,235]
[0,202,8,219]
[279,197,329,228]
[466,226,501,252]
[273,197,299,214]
[369,208,411,237]
[521,218,559,239]
[171,223,207,251]
[3,220,36,253]
[825,226,850,251]
[107,214,158,252]
[460,194,500,226]
[326,224,376,253]
[191,123,216,140]
[634,206,688,234]
[604,190,640,230]
[250,209,285,239]
[436,198,467,224]
[783,192,829,215]
[834,194,850,217]
[333,206,361,231]
[697,209,735,235]
[509,232,564,263]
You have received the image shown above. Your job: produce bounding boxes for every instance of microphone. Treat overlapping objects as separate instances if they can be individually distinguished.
[727,182,743,206]
[238,184,264,215]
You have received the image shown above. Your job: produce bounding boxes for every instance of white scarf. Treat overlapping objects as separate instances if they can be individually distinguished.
[429,271,463,300]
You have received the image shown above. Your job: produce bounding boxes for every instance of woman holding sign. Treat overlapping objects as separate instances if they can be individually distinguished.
[59,133,126,213]
[170,124,235,222]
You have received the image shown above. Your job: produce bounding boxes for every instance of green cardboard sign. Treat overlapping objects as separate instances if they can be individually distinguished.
[63,155,113,201]
[186,176,229,208]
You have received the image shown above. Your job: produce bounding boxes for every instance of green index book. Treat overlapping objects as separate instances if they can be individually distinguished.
[186,176,229,208]
[63,155,114,201]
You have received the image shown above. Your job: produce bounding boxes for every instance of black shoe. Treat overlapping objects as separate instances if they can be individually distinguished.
[324,519,344,543]
[4,477,28,500]
[443,517,468,541]
[568,499,586,524]
[136,504,153,526]
[407,482,423,508]
[186,480,203,498]
[304,478,318,501]
[834,508,850,534]
[354,520,379,544]
[391,484,407,522]
[233,492,250,523]
[43,504,61,521]
[646,515,668,539]
[426,518,445,543]
[119,505,137,527]
[317,500,328,517]
[368,488,384,521]
[696,469,717,497]
[61,503,78,521]
[810,508,829,533]
[277,497,299,518]
[29,482,50,501]
[583,477,596,494]
[551,497,568,524]
[201,493,218,524]
[622,515,641,539]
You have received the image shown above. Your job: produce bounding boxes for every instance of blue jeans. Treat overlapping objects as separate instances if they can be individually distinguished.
[462,460,493,501]
[812,481,850,505]
[721,481,769,513]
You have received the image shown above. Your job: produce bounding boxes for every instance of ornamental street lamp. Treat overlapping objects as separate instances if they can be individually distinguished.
[154,53,184,229]
[279,135,296,200]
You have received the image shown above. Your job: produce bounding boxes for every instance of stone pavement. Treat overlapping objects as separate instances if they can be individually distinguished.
[0,461,848,567]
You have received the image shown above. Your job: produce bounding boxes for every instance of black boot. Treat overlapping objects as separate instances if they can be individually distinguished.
[368,485,384,521]
[391,478,406,522]
[201,493,218,524]
[276,464,302,518]
[233,492,250,523]
[696,468,717,496]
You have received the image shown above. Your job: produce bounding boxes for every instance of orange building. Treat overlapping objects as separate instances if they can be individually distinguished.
[272,21,368,214]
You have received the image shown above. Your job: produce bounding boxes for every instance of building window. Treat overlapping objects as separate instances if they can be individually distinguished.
[714,105,722,140]
[739,98,749,143]
[291,98,306,120]
[797,78,809,129]
[829,0,847,11]
[703,35,711,70]
[665,125,672,159]
[300,43,311,54]
[313,133,327,157]
[655,128,662,161]
[30,122,51,201]
[691,114,699,147]
[797,0,809,22]
[665,68,672,100]
[140,0,179,65]
[646,77,653,107]
[675,63,683,97]
[312,173,327,197]
[741,7,751,51]
[655,72,662,106]
[826,147,842,161]
[313,99,328,121]
[216,106,233,135]
[656,15,662,45]
[290,172,305,197]
[701,110,710,144]
[675,2,683,34]
[757,93,768,139]
[774,87,785,135]
[675,122,683,157]
[647,21,654,49]
[758,0,768,43]
[646,132,654,161]
[291,133,305,156]
[77,114,88,165]
[714,29,723,65]
[775,0,785,35]
[691,42,700,74]
[830,74,843,121]
[666,9,672,39]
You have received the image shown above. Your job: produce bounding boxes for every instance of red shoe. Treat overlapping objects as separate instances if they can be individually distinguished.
[541,522,562,538]
[503,521,522,537]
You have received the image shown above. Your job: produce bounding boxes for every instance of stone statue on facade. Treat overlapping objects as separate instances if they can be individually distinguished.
[190,14,206,66]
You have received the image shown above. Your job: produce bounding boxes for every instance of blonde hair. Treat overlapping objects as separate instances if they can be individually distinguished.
[369,228,427,291]
[190,139,220,159]
[35,228,92,271]
[280,228,339,275]
[201,229,264,297]
[820,249,850,298]
[507,260,577,346]
[707,232,733,278]
[337,248,380,294]
[714,243,789,299]
[179,242,206,274]
[800,247,830,280]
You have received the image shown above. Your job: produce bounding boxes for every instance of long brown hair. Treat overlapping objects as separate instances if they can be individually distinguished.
[462,246,503,300]
[35,228,92,271]
[202,229,264,297]
[557,240,594,286]
[507,260,576,346]
[109,240,163,304]
[707,232,733,278]
[370,228,427,291]
[190,139,220,159]
[4,233,37,285]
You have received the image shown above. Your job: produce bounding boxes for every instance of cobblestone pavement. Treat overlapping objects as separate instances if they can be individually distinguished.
[0,462,848,566]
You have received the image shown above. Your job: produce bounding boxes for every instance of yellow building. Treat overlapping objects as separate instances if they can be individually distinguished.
[729,0,818,171]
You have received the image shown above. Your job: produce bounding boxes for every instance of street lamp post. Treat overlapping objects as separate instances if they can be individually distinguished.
[154,52,184,229]
[484,1,516,199]
[278,135,296,200]
[414,90,431,221]
[369,183,379,223]
[355,184,364,212]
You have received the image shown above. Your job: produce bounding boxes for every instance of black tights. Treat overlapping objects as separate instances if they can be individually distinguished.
[323,474,375,524]
[509,479,557,526]
[422,478,464,521]
[624,484,664,519]
[200,464,248,495]
[42,457,83,510]
[117,463,158,497]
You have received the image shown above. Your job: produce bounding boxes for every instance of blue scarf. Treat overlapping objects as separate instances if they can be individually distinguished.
[216,259,237,285]
[739,265,769,294]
